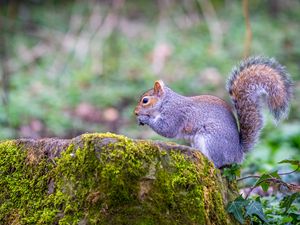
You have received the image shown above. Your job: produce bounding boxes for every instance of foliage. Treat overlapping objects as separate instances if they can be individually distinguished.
[253,171,280,193]
[227,194,300,225]
[227,195,249,224]
[226,160,300,224]
[227,196,268,224]
[222,163,241,181]
[244,123,300,172]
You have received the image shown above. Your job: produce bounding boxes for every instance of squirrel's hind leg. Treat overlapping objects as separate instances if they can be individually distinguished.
[193,133,243,168]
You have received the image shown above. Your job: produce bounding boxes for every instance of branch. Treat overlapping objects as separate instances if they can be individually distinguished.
[196,0,223,53]
[237,166,300,198]
[278,166,300,176]
[245,177,300,199]
[237,174,260,182]
[237,166,300,182]
[242,0,252,58]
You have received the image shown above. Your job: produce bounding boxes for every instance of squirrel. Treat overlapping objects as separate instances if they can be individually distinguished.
[134,56,293,168]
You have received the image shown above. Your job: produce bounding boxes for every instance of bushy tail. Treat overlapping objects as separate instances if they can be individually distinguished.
[227,56,293,152]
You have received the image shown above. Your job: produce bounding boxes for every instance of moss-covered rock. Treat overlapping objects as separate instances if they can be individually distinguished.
[0,133,238,225]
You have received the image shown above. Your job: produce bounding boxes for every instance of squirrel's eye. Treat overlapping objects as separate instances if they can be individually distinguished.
[142,97,149,104]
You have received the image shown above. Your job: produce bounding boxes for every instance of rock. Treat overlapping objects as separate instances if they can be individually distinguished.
[0,133,238,224]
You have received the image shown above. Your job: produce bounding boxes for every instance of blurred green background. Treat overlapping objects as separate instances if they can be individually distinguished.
[1,0,299,171]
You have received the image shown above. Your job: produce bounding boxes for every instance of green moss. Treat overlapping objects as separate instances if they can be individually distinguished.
[0,140,55,224]
[0,133,237,224]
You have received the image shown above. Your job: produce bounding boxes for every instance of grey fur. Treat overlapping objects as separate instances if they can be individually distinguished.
[138,87,242,168]
[227,56,293,151]
[136,57,293,168]
[227,56,293,119]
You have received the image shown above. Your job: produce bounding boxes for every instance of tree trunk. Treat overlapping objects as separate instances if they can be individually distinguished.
[0,133,239,224]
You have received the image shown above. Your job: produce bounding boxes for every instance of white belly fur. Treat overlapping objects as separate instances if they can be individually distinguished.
[192,135,211,160]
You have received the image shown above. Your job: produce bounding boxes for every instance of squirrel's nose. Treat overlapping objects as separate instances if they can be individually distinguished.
[134,108,139,116]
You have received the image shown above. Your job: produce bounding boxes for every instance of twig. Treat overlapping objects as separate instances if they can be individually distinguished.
[237,174,260,182]
[0,20,10,106]
[237,166,300,182]
[278,166,300,176]
[196,0,223,53]
[242,0,252,58]
[245,177,300,199]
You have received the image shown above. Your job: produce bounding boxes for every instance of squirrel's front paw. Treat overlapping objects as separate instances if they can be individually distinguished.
[137,115,150,126]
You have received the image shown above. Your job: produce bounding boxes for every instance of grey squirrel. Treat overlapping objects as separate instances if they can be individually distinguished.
[134,56,293,168]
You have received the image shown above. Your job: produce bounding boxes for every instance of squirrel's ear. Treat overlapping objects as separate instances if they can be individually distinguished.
[153,80,165,97]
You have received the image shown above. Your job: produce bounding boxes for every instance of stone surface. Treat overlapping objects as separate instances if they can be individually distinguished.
[0,133,238,224]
